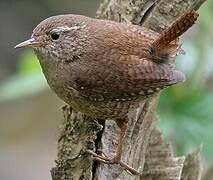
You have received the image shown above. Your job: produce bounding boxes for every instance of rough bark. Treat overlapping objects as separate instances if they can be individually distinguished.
[181,146,203,180]
[51,0,206,179]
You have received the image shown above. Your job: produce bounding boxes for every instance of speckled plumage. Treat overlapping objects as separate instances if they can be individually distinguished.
[29,12,198,120]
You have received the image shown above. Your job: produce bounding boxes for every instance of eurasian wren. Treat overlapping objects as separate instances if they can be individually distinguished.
[15,10,199,175]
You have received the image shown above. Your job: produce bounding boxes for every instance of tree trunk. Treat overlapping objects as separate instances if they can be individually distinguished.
[51,0,206,179]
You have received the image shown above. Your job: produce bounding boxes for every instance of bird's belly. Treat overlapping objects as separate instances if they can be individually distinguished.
[52,84,139,119]
[40,64,142,119]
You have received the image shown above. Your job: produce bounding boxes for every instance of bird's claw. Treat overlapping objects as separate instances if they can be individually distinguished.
[86,150,142,176]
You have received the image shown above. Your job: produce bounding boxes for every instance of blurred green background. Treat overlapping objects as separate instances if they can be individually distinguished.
[0,0,212,179]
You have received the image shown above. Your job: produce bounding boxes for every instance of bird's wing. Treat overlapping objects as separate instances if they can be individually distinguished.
[71,53,185,102]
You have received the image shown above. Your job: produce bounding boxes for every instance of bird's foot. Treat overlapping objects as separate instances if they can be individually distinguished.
[86,150,142,176]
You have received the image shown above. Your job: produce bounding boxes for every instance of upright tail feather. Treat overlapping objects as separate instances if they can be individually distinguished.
[151,10,199,62]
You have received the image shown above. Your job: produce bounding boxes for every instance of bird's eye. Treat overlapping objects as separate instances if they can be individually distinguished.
[50,32,60,40]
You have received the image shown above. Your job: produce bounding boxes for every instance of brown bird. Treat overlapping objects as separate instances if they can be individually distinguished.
[15,10,198,175]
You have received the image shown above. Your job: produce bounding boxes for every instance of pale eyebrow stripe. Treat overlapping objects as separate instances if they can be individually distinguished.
[54,26,81,32]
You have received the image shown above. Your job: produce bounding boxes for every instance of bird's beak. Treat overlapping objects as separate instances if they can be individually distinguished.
[14,38,42,49]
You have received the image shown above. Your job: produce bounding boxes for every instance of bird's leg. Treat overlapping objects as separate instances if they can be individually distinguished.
[86,119,142,175]
[111,119,127,163]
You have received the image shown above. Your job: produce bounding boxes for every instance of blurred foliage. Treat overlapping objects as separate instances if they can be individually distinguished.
[0,52,46,101]
[159,87,213,157]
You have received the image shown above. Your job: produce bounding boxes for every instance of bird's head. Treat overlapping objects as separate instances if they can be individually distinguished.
[15,14,88,62]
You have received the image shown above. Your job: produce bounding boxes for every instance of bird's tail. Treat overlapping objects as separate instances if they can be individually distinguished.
[151,10,199,63]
